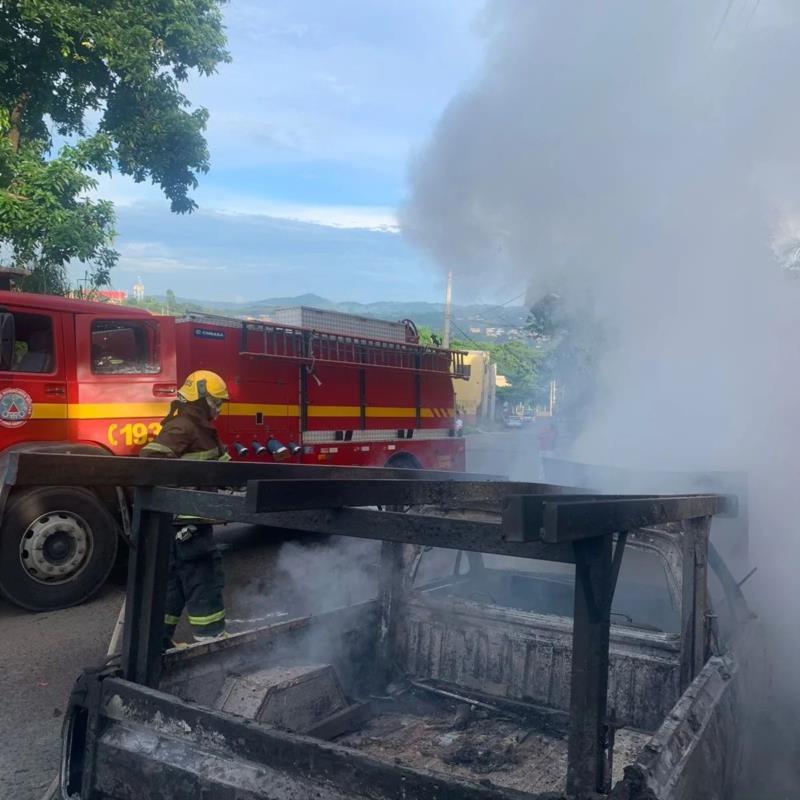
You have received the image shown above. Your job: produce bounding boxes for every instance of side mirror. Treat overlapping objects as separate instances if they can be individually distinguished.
[0,313,15,371]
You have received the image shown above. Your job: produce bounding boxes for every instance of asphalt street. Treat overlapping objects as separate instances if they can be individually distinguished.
[0,430,537,800]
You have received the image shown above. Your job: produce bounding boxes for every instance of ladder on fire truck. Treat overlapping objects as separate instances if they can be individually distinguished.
[239,320,468,377]
[182,313,468,377]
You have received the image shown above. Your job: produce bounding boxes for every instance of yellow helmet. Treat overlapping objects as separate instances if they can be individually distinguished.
[178,370,229,403]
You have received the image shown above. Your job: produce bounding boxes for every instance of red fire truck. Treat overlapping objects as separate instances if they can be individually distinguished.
[0,292,467,611]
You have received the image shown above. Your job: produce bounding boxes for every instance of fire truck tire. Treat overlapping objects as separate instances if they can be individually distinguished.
[0,487,120,612]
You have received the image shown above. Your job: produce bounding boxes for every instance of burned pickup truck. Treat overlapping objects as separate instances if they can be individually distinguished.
[11,453,756,800]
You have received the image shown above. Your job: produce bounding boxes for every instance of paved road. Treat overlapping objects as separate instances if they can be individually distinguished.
[0,431,534,800]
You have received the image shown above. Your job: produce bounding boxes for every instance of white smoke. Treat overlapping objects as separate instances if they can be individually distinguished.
[403,2,800,793]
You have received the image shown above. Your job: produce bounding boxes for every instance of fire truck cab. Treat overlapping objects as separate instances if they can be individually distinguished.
[0,292,466,611]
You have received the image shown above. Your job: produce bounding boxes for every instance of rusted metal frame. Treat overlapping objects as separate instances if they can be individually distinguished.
[566,533,616,799]
[692,518,710,676]
[610,531,628,589]
[502,493,724,543]
[304,701,374,740]
[121,494,172,688]
[680,516,712,688]
[680,524,695,690]
[98,678,531,800]
[377,541,405,690]
[246,478,580,514]
[4,451,502,488]
[542,457,746,504]
[141,488,578,563]
[707,540,753,628]
[542,457,748,555]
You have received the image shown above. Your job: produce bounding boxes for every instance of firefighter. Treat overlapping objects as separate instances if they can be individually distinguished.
[140,370,230,647]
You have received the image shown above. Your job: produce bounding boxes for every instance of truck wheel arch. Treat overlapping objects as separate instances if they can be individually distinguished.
[0,441,122,524]
[385,452,423,470]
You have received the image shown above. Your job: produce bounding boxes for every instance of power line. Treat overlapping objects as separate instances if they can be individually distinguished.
[746,0,762,29]
[470,290,527,314]
[712,0,737,47]
[493,290,527,308]
[463,291,529,328]
[450,321,485,351]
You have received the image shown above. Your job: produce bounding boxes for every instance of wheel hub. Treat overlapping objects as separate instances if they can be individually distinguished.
[19,511,92,584]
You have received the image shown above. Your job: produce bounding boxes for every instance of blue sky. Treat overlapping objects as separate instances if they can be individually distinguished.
[91,0,487,302]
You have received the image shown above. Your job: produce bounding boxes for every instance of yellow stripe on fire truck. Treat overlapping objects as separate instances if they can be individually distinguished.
[26,402,454,421]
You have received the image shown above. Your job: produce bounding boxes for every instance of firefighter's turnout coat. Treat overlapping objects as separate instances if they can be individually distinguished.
[140,402,227,640]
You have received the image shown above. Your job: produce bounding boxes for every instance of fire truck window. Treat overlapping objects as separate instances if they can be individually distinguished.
[8,313,54,374]
[91,320,160,375]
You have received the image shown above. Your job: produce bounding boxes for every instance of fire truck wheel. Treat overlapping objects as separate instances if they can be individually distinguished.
[0,487,120,612]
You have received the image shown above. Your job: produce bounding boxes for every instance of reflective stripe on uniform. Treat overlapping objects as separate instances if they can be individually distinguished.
[141,441,177,456]
[188,609,225,627]
[164,614,180,626]
[180,448,225,461]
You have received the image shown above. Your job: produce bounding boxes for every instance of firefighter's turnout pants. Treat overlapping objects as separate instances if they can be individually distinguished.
[163,523,226,644]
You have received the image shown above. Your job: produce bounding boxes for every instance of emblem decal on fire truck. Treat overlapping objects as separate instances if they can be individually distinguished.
[0,388,33,428]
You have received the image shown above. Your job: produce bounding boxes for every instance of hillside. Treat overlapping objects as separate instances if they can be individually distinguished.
[125,293,530,343]
[157,294,529,341]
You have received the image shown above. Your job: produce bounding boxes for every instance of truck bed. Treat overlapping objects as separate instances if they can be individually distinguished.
[339,707,649,795]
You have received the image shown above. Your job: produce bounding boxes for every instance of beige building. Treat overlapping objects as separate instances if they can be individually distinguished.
[453,350,497,424]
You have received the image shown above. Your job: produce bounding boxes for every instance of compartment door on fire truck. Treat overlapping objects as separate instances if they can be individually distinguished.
[72,314,177,454]
[0,306,67,445]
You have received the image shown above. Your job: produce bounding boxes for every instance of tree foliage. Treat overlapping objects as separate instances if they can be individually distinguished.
[484,340,541,401]
[416,325,442,347]
[449,336,543,403]
[0,0,228,212]
[0,119,117,292]
[0,0,228,292]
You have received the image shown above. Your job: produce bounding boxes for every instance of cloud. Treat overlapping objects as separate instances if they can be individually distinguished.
[204,198,399,232]
[70,3,485,302]
[93,174,398,232]
[102,202,438,302]
[187,0,485,172]
[115,242,227,274]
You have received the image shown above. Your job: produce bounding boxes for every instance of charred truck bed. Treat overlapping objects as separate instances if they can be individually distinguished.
[8,453,752,800]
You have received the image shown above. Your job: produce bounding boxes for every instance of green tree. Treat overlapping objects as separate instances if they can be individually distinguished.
[0,123,117,292]
[165,288,177,312]
[417,324,442,347]
[0,0,229,292]
[487,340,541,402]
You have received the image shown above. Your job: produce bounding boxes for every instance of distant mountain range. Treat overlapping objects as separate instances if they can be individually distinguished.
[160,293,529,339]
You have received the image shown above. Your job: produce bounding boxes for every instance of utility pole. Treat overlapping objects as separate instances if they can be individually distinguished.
[442,269,453,347]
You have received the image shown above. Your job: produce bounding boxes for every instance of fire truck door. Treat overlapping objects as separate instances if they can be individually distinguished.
[0,307,68,444]
[73,314,177,453]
